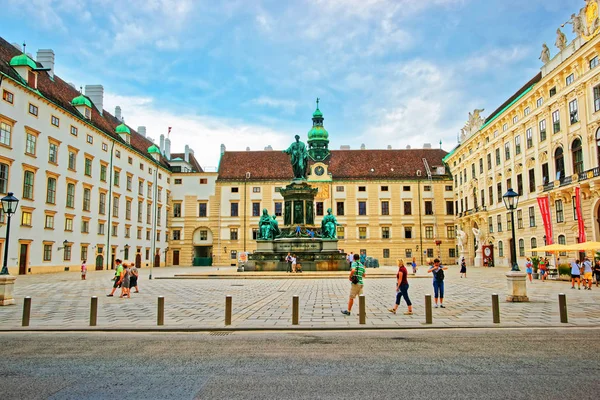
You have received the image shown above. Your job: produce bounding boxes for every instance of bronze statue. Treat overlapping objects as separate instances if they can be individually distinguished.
[259,209,273,239]
[270,215,280,238]
[283,135,309,180]
[321,208,338,239]
[284,201,291,225]
[293,200,304,224]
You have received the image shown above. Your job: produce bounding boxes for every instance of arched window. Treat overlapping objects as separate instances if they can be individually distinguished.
[518,238,525,257]
[498,241,504,257]
[531,237,538,256]
[572,138,583,175]
[558,234,567,256]
[554,147,565,180]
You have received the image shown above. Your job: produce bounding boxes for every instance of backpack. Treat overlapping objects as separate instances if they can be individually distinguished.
[435,267,445,281]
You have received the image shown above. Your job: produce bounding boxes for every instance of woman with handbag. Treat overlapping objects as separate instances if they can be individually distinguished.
[388,259,413,315]
[341,254,366,316]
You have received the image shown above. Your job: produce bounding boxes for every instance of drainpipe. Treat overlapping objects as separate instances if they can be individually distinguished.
[105,140,115,270]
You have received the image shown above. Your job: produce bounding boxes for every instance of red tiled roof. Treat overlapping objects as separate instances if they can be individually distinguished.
[170,152,203,172]
[0,37,169,169]
[218,148,449,181]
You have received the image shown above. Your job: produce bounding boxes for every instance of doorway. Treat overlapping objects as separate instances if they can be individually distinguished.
[154,253,160,268]
[135,252,141,268]
[19,243,28,275]
[173,250,180,266]
[95,254,104,271]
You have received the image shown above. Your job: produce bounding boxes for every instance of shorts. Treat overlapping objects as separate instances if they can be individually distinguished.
[349,283,364,299]
[113,279,121,288]
[584,272,593,281]
[130,276,138,287]
[571,274,581,279]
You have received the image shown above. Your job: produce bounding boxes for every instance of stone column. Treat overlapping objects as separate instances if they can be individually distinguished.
[0,275,17,306]
[505,271,529,302]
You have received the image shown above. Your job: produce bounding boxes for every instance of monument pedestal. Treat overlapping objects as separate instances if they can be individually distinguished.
[0,275,16,306]
[474,255,483,267]
[505,272,529,302]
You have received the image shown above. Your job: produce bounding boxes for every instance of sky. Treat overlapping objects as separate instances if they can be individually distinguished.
[3,0,576,168]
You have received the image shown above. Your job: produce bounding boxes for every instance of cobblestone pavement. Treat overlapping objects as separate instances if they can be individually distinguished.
[0,265,598,330]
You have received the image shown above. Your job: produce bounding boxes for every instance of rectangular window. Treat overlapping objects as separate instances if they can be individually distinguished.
[569,99,578,124]
[230,203,238,217]
[424,201,433,215]
[174,179,182,185]
[445,185,453,191]
[528,169,536,193]
[28,103,38,116]
[549,87,556,97]
[552,110,560,133]
[503,123,508,132]
[197,202,207,217]
[529,206,536,227]
[146,203,151,224]
[81,220,89,233]
[495,148,501,165]
[336,186,344,192]
[70,126,78,136]
[65,217,73,232]
[147,183,152,198]
[573,196,578,221]
[86,135,93,144]
[526,128,533,149]
[447,225,455,239]
[488,186,494,205]
[21,211,32,226]
[382,227,390,239]
[0,122,11,146]
[358,201,367,216]
[504,142,511,160]
[252,187,261,193]
[111,224,117,237]
[231,187,239,193]
[512,115,518,124]
[113,170,120,187]
[99,193,106,214]
[487,153,492,170]
[173,203,182,218]
[424,185,432,192]
[316,202,324,216]
[25,133,37,155]
[381,201,389,215]
[358,186,366,192]
[497,182,502,204]
[230,228,238,240]
[84,158,92,176]
[51,115,60,127]
[48,142,58,164]
[43,244,52,261]
[449,248,456,258]
[113,196,119,218]
[2,89,14,104]
[125,200,131,220]
[497,215,502,232]
[517,209,523,229]
[566,73,574,86]
[45,215,54,229]
[81,188,90,211]
[68,151,76,171]
[173,230,181,240]
[157,206,161,226]
[488,216,494,233]
[539,119,546,141]
[445,201,454,215]
[524,106,530,116]
[126,176,132,191]
[517,174,523,195]
[383,249,390,259]
[337,226,345,239]
[590,56,599,69]
[404,227,412,239]
[515,135,521,155]
[252,202,261,217]
[46,177,56,204]
[98,223,105,235]
[336,201,345,216]
[100,165,107,182]
[542,163,549,184]
[275,202,282,216]
[359,227,367,239]
[507,212,513,231]
[425,226,434,239]
[479,158,483,174]
[381,186,388,191]
[23,170,34,199]
[403,201,412,215]
[403,186,411,191]
[555,200,564,223]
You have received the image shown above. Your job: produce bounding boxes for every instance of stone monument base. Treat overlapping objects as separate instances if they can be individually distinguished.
[505,272,529,302]
[0,275,17,306]
[249,238,347,271]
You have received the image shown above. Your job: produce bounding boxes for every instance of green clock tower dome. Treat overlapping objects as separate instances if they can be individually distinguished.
[307,98,330,162]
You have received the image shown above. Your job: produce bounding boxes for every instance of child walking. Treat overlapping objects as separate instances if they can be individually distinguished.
[525,258,533,283]
[81,260,87,280]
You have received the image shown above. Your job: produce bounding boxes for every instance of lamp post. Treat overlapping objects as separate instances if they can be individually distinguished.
[1,193,19,275]
[502,188,520,272]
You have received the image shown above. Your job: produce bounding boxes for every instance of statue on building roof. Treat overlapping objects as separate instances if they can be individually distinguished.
[460,109,485,142]
[283,135,309,180]
[563,12,585,37]
[321,208,338,239]
[555,28,568,51]
[539,43,551,64]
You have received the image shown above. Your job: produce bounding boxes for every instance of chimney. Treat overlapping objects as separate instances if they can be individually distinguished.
[164,137,171,160]
[115,106,122,121]
[246,147,250,151]
[423,143,432,149]
[340,145,350,150]
[137,126,146,137]
[159,134,165,155]
[406,145,411,149]
[184,145,190,162]
[84,85,104,115]
[387,145,392,150]
[36,49,55,79]
[264,145,273,151]
[360,143,366,150]
[220,144,226,155]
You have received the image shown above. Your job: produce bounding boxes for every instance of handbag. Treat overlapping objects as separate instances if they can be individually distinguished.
[351,264,361,284]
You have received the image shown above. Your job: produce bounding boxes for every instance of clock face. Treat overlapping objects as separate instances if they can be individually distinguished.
[484,247,491,256]
[315,166,325,176]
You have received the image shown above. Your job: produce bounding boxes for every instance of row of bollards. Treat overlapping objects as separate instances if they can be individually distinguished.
[19,293,572,327]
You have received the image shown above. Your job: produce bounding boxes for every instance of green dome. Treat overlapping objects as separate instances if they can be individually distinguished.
[312,108,323,118]
[115,123,130,135]
[10,53,37,69]
[71,95,92,108]
[308,125,329,141]
[148,144,161,154]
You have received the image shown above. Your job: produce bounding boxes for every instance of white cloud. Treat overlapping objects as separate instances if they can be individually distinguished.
[246,96,298,114]
[463,46,530,72]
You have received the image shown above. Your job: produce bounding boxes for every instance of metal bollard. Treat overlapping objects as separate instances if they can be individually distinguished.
[157,296,164,326]
[225,295,232,326]
[425,294,432,324]
[90,296,98,326]
[22,297,31,327]
[359,295,366,324]
[492,293,500,324]
[558,293,568,323]
[292,296,299,325]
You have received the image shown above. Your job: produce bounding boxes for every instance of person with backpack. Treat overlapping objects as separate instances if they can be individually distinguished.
[341,254,366,316]
[428,258,448,308]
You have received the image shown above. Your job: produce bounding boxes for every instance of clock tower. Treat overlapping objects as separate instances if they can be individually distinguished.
[307,98,330,162]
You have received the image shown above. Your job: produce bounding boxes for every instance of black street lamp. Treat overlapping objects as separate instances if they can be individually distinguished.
[502,188,520,272]
[1,193,19,275]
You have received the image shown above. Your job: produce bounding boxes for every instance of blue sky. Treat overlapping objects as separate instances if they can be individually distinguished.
[4,0,574,168]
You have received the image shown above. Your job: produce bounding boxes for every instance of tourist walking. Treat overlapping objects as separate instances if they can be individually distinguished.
[107,259,123,297]
[81,260,87,281]
[347,252,354,268]
[582,257,593,290]
[360,251,367,266]
[130,263,139,293]
[411,257,417,274]
[341,254,366,316]
[571,259,581,290]
[539,258,548,282]
[460,257,467,278]
[428,259,448,308]
[120,262,131,298]
[285,252,293,273]
[291,254,298,273]
[525,258,533,283]
[388,259,413,315]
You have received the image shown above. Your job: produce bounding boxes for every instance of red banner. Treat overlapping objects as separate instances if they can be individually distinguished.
[537,196,553,245]
[575,187,586,243]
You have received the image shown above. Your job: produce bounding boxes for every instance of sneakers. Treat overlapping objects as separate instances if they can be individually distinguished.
[440,304,446,308]
[106,294,113,297]
[571,287,576,289]
[434,304,439,308]
[341,310,351,316]
[404,311,413,315]
[388,308,396,314]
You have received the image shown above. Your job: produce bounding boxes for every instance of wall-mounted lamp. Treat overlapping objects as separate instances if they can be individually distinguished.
[58,240,69,251]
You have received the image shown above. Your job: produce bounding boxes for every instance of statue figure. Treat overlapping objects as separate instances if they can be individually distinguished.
[460,109,485,139]
[283,135,309,180]
[555,28,568,51]
[306,201,314,225]
[258,209,273,240]
[539,43,551,64]
[321,208,338,239]
[284,201,291,225]
[270,215,280,238]
[456,227,467,254]
[472,227,481,251]
[293,201,304,225]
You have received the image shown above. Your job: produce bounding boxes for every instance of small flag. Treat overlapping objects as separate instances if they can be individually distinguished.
[168,127,172,137]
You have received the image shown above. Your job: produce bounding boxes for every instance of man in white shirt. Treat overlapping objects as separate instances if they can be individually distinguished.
[347,252,354,268]
[291,255,297,273]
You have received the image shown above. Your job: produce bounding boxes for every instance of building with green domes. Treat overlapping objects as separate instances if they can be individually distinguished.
[307,99,330,162]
